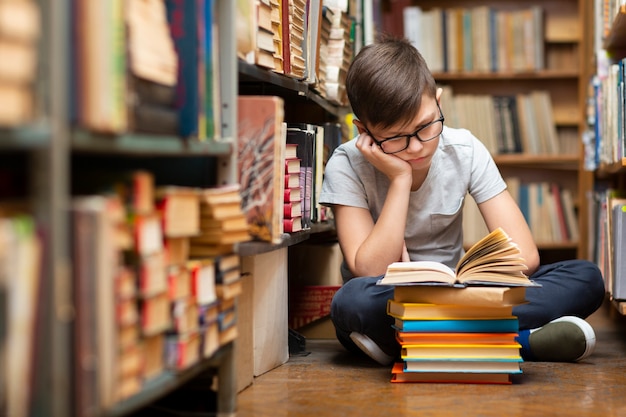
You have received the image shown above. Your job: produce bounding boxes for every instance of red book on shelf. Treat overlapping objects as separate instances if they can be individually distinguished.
[284,186,301,203]
[285,172,300,189]
[285,158,301,174]
[284,201,302,218]
[284,216,303,233]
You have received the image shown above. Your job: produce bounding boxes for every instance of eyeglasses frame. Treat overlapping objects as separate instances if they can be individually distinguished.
[364,103,445,154]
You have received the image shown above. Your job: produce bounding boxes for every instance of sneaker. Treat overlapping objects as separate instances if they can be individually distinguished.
[349,332,394,365]
[528,316,596,362]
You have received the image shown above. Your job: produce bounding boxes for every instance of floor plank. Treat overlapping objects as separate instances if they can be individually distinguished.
[236,298,626,417]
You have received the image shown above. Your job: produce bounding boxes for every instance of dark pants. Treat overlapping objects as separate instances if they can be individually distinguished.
[330,260,606,358]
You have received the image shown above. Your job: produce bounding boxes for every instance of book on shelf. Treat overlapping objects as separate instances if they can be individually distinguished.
[171,298,200,335]
[192,228,251,245]
[0,0,40,127]
[200,216,249,233]
[238,95,286,244]
[165,0,200,138]
[165,331,201,370]
[270,0,284,73]
[284,201,302,218]
[387,299,514,320]
[216,279,244,300]
[378,227,534,287]
[283,216,303,233]
[235,0,256,60]
[155,186,200,238]
[284,172,301,189]
[125,66,178,134]
[164,237,190,266]
[612,204,626,300]
[201,0,222,140]
[136,251,167,298]
[286,0,307,78]
[285,157,301,175]
[167,265,192,300]
[188,243,235,258]
[142,334,165,381]
[1,214,41,416]
[0,84,34,126]
[73,1,127,133]
[188,259,217,306]
[72,195,129,409]
[139,292,171,336]
[391,363,516,384]
[286,123,316,229]
[284,186,301,203]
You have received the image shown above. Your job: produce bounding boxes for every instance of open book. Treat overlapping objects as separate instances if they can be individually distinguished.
[378,227,535,287]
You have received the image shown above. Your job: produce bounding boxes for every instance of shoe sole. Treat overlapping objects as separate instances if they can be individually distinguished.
[349,332,394,365]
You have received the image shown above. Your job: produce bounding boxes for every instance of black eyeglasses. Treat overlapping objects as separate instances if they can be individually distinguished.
[365,104,445,154]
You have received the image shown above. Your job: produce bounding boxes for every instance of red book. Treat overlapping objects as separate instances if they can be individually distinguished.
[285,157,301,174]
[284,186,301,203]
[284,172,300,188]
[284,201,302,218]
[283,216,303,233]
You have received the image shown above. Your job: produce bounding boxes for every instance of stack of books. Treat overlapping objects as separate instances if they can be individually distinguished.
[379,227,537,384]
[283,142,303,233]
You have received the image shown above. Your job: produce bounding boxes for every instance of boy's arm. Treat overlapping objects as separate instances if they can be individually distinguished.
[477,190,540,275]
[333,174,413,278]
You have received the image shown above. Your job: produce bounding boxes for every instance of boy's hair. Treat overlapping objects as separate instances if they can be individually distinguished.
[346,35,437,130]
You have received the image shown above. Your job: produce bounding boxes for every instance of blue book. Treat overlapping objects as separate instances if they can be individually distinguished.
[165,0,200,138]
[393,317,519,333]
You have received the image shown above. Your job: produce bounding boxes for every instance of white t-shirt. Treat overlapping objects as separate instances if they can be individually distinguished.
[319,126,507,273]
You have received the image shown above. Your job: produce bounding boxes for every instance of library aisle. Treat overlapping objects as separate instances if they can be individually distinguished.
[236,298,626,417]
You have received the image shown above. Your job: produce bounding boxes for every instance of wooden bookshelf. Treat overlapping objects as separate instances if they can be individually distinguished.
[0,0,240,415]
[592,2,626,314]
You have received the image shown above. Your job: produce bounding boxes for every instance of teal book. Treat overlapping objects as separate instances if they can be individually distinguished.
[393,317,519,333]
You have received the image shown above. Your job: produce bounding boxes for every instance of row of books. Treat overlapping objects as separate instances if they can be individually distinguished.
[237,95,343,244]
[589,187,626,301]
[380,228,533,384]
[69,0,221,139]
[0,212,41,416]
[71,171,249,413]
[440,86,565,156]
[462,179,580,247]
[403,5,544,74]
[588,58,626,169]
[0,0,40,127]
[236,0,354,106]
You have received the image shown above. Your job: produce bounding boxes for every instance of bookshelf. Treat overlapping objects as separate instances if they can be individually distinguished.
[376,0,594,261]
[0,0,239,416]
[590,2,626,314]
[233,0,356,392]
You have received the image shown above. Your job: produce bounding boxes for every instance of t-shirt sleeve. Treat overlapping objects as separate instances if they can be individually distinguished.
[468,136,507,204]
[319,145,370,209]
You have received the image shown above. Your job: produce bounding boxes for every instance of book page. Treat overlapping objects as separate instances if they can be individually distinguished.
[379,261,456,285]
[455,227,531,285]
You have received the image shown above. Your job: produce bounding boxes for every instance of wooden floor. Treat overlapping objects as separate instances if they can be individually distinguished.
[236,298,626,417]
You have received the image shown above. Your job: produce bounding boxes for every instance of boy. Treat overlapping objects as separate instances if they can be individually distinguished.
[319,36,605,365]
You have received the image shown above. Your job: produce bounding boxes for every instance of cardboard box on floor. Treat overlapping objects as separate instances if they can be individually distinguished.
[288,241,343,338]
[236,248,289,392]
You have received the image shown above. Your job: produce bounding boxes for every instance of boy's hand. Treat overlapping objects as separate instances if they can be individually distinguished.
[355,132,412,180]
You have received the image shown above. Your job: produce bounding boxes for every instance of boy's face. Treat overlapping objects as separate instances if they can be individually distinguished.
[358,91,444,170]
